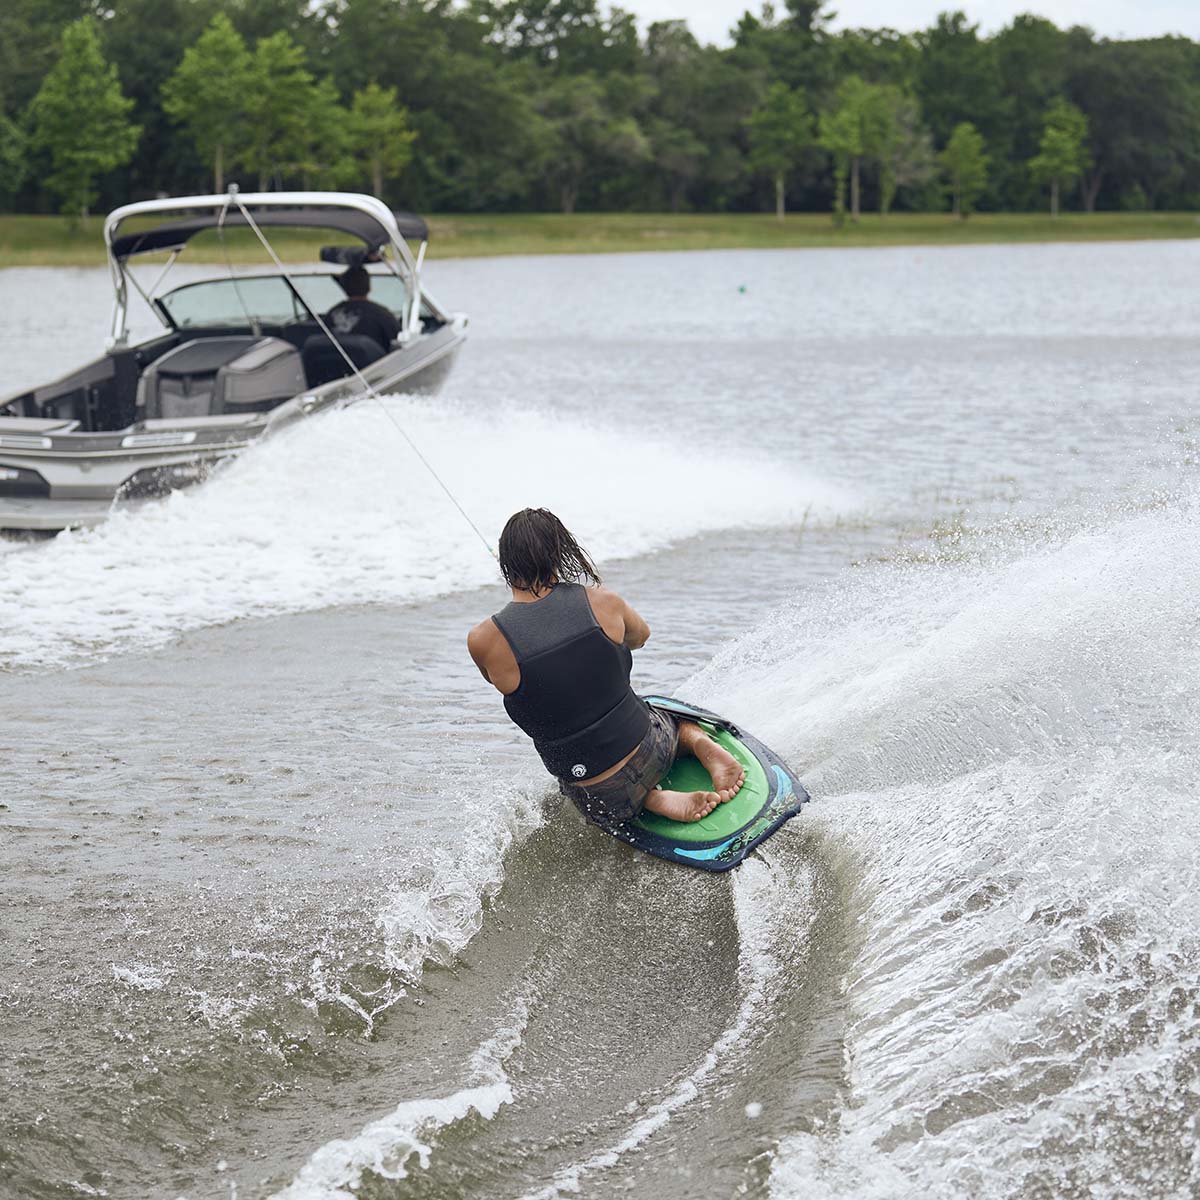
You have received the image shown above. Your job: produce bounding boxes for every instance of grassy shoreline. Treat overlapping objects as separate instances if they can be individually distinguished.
[1,210,1197,267]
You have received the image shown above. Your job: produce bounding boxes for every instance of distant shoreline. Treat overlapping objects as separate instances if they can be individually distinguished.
[1,211,1197,267]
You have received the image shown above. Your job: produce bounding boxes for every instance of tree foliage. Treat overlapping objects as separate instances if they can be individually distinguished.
[243,31,316,191]
[1029,98,1089,216]
[991,15,1070,207]
[27,17,140,221]
[882,93,937,215]
[941,121,989,219]
[535,72,648,213]
[99,0,220,199]
[1069,38,1200,213]
[819,76,899,223]
[0,0,94,120]
[348,83,418,200]
[161,14,252,192]
[648,119,705,214]
[290,76,352,189]
[916,12,1009,155]
[747,84,814,220]
[0,115,27,211]
[5,2,1200,218]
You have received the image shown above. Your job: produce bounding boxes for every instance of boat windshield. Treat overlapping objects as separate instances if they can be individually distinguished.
[158,273,410,330]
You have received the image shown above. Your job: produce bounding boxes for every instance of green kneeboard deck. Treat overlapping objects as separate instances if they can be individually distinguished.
[633,725,770,842]
[596,696,808,873]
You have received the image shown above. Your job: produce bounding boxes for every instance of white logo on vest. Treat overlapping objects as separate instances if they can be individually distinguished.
[571,763,587,778]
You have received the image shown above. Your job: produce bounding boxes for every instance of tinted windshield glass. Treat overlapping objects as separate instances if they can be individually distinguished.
[159,273,409,329]
[159,277,303,328]
[292,274,408,318]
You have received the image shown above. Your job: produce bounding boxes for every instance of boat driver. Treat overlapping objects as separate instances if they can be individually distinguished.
[468,508,745,827]
[325,265,400,350]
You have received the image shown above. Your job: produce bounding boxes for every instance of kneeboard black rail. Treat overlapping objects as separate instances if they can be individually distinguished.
[598,696,809,873]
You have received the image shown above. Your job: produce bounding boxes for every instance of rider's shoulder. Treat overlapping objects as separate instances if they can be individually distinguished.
[467,617,498,649]
[585,584,627,612]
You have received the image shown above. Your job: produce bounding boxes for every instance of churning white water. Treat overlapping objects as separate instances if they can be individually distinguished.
[0,396,848,672]
[687,498,1200,1199]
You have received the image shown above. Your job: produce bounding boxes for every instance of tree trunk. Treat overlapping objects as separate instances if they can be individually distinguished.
[372,158,383,199]
[561,182,577,214]
[880,167,895,218]
[775,171,785,222]
[1083,167,1103,213]
[832,162,847,226]
[1051,177,1059,219]
[953,178,961,220]
[214,143,224,193]
[850,156,861,222]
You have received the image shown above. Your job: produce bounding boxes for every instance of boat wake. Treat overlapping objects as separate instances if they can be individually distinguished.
[0,395,851,673]
[275,994,529,1199]
[676,495,1200,1199]
[260,492,1200,1199]
[517,853,815,1200]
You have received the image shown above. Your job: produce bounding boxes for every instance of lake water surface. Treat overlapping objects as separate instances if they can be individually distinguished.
[1,242,1198,1199]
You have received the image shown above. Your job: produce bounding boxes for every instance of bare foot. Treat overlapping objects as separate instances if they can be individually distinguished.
[644,787,722,823]
[691,736,745,803]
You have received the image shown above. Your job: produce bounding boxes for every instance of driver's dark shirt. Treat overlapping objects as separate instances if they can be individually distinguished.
[324,298,400,350]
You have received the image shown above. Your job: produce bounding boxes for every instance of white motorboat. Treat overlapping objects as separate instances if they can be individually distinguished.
[0,190,467,531]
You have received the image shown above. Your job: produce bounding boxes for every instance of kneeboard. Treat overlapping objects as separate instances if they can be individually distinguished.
[598,695,809,873]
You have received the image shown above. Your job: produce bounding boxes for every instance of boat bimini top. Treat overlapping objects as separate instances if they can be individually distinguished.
[103,189,432,351]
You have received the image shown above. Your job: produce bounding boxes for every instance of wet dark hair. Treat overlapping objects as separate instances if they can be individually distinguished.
[498,508,600,594]
[337,266,370,296]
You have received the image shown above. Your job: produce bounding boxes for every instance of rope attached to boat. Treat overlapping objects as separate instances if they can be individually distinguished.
[220,189,498,564]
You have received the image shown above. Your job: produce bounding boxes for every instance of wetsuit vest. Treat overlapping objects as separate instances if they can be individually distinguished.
[491,583,650,782]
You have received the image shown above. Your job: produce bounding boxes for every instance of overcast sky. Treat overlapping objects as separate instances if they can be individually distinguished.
[626,1,1200,46]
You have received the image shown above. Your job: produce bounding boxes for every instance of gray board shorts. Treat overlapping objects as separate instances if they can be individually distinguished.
[559,706,680,827]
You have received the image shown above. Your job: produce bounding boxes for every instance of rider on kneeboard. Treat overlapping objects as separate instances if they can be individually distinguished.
[468,508,744,827]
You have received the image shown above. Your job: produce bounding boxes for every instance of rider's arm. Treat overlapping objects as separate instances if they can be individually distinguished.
[467,622,495,683]
[588,587,650,649]
[618,597,650,649]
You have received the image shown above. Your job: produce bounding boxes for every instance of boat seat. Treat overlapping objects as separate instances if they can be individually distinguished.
[0,416,80,434]
[279,320,324,351]
[138,336,306,420]
[301,333,385,388]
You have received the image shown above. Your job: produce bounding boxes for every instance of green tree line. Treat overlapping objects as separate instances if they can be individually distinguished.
[2,0,1198,221]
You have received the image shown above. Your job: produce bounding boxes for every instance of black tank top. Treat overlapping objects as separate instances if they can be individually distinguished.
[491,583,650,781]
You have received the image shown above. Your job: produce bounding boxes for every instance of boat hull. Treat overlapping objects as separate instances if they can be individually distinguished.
[0,320,466,532]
